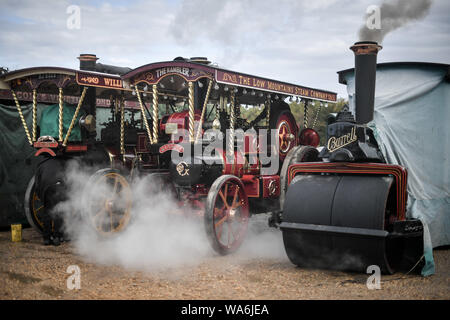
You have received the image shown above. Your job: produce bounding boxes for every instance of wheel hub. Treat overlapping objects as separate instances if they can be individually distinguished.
[278,121,293,153]
[105,199,114,211]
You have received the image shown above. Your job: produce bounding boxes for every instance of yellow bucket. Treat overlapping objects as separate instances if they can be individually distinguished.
[11,224,22,242]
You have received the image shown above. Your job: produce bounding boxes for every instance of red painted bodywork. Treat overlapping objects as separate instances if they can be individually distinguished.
[241,175,259,198]
[216,148,245,177]
[161,110,202,143]
[159,143,184,154]
[34,141,58,149]
[33,143,87,156]
[261,175,280,198]
[299,128,320,148]
[65,145,88,152]
[35,147,56,157]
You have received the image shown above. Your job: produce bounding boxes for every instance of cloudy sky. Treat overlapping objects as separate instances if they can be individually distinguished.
[0,0,449,98]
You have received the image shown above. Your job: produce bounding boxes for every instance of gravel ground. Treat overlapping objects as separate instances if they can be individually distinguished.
[0,226,449,300]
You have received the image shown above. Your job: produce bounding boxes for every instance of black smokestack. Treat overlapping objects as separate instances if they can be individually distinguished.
[77,54,98,138]
[78,54,98,71]
[350,41,382,124]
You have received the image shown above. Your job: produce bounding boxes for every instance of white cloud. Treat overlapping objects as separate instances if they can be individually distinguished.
[0,0,449,98]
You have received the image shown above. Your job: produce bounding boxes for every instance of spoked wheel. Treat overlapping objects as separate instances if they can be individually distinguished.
[277,115,296,156]
[279,145,319,209]
[204,175,250,255]
[24,175,45,234]
[269,102,298,162]
[83,168,132,236]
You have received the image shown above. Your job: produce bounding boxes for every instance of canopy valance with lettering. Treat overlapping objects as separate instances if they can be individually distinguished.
[122,61,337,103]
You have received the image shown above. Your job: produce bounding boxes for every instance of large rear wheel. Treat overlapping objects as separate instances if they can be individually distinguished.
[24,175,45,234]
[204,175,250,255]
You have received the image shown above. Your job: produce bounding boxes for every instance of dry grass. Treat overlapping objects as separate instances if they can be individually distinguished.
[0,228,448,300]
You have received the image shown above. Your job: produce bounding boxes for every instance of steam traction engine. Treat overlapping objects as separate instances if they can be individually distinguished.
[97,57,337,255]
[0,55,134,236]
[0,54,334,249]
[278,42,424,274]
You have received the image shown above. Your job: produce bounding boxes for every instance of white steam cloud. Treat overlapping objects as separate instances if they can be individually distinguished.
[359,0,433,43]
[56,160,288,273]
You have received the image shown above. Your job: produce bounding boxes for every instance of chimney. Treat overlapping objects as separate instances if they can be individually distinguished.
[78,54,98,71]
[350,41,382,124]
[77,54,98,131]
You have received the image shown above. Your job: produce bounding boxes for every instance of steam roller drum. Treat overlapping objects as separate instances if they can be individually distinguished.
[281,174,398,274]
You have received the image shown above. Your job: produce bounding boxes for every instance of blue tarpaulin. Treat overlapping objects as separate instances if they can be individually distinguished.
[340,62,450,275]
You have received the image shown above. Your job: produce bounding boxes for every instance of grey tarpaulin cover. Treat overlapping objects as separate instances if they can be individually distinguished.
[341,63,450,276]
[0,103,44,226]
[0,102,79,226]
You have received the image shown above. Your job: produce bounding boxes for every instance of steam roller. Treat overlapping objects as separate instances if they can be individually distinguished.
[279,41,424,274]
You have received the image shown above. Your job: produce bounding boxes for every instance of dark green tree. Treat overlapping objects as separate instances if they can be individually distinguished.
[289,97,347,145]
[237,97,348,146]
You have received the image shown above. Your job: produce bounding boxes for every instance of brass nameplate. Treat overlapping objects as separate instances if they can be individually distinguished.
[327,126,357,152]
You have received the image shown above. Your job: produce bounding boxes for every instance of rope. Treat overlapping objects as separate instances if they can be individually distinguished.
[205,102,216,122]
[195,79,213,142]
[188,81,195,142]
[62,86,87,146]
[11,90,33,145]
[381,255,425,282]
[266,99,271,126]
[312,103,322,129]
[152,84,159,144]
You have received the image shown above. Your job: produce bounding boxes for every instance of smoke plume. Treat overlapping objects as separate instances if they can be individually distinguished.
[359,0,433,43]
[56,160,287,274]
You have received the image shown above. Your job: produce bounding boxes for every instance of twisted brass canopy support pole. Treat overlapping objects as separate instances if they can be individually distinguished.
[11,90,33,145]
[32,89,37,142]
[195,79,213,142]
[188,81,195,142]
[120,96,125,155]
[135,86,154,145]
[228,90,236,156]
[58,88,64,142]
[152,84,159,144]
[303,100,309,128]
[63,87,87,147]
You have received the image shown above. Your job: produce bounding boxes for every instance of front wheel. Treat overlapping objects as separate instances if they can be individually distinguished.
[204,175,250,255]
[82,168,132,236]
[279,145,319,209]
